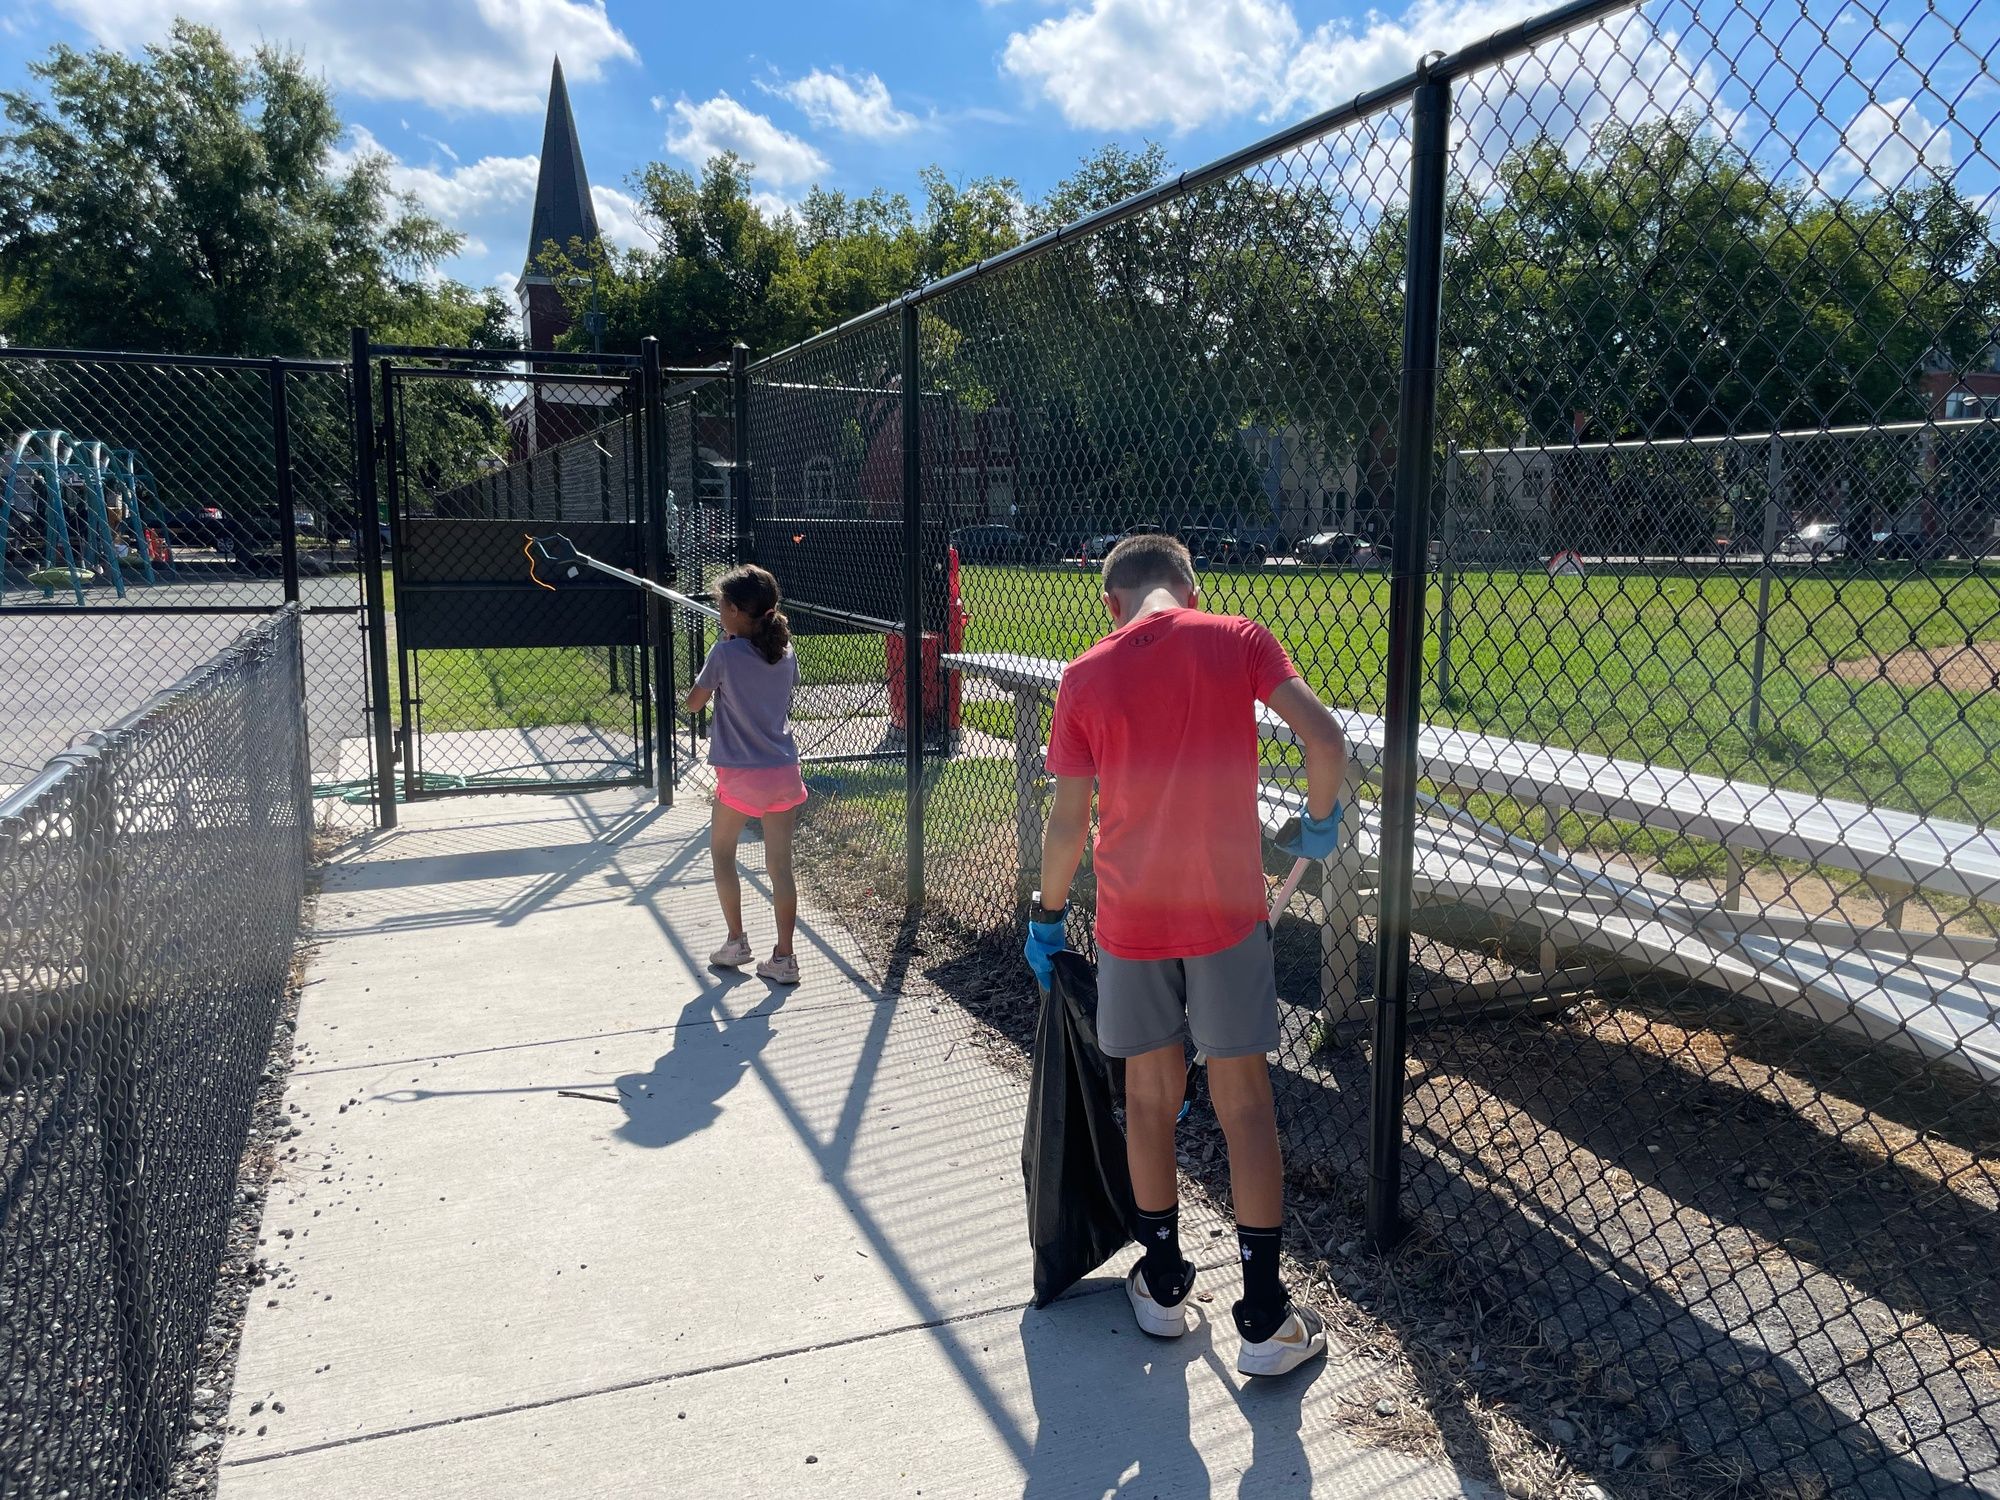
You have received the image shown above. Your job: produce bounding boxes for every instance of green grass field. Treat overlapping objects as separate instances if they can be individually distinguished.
[378,572,650,737]
[385,558,2000,827]
[955,561,2000,825]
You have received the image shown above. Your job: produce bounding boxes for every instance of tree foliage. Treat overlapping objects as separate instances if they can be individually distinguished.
[540,154,1027,366]
[0,21,506,357]
[1445,116,2000,447]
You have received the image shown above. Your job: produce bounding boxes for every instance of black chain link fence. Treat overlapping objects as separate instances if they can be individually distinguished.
[660,376,737,785]
[0,352,377,834]
[729,0,2000,1492]
[1,608,310,1497]
[740,323,926,954]
[376,354,655,797]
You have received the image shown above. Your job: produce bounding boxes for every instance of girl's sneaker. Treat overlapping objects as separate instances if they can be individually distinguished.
[1235,1301,1328,1377]
[709,935,754,970]
[757,951,801,986]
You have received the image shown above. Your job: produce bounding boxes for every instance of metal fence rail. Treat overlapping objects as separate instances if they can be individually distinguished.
[726,0,2000,1493]
[0,608,310,1497]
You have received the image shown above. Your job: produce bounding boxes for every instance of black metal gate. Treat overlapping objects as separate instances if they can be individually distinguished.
[362,341,669,800]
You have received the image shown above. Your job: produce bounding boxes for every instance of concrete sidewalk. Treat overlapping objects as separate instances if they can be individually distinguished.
[218,788,1483,1498]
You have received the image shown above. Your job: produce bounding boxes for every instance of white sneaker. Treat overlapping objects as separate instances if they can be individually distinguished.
[1126,1260,1195,1338]
[756,951,801,986]
[709,935,754,969]
[1235,1302,1328,1377]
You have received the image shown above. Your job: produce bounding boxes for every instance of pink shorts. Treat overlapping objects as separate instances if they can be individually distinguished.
[714,763,809,817]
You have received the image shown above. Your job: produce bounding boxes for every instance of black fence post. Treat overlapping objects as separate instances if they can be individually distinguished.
[686,404,706,759]
[901,301,925,905]
[1367,70,1451,1254]
[378,358,418,805]
[350,327,397,829]
[270,357,300,605]
[730,343,752,567]
[641,338,671,807]
[601,433,619,695]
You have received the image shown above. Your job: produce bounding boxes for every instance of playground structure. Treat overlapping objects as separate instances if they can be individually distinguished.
[0,429,164,602]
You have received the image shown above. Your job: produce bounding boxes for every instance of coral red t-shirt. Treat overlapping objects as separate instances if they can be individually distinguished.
[1045,608,1299,960]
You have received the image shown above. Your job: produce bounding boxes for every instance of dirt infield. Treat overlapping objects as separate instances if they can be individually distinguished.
[1834,640,2000,693]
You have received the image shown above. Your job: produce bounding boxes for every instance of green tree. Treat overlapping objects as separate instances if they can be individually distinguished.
[542,155,1025,366]
[0,21,470,356]
[1443,116,1999,446]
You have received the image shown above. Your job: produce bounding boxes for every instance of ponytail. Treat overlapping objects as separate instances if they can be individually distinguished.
[750,605,791,665]
[716,564,791,665]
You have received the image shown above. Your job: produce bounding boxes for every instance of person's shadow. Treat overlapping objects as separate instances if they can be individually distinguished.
[1231,1353,1313,1498]
[1018,1284,1213,1498]
[1017,1274,1327,1498]
[611,972,773,1150]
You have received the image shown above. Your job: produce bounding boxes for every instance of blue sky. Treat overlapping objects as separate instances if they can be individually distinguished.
[2,0,1994,309]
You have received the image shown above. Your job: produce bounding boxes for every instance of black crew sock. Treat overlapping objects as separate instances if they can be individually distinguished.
[1234,1224,1287,1341]
[1133,1205,1187,1302]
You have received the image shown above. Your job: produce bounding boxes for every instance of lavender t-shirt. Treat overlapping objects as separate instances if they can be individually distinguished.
[697,637,800,768]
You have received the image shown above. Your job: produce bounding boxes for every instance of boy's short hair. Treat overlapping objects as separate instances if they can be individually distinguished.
[1102,534,1196,595]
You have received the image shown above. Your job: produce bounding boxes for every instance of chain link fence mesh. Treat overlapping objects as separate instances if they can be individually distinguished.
[726,0,2000,1492]
[1401,2,2000,1491]
[744,323,914,959]
[380,360,652,796]
[1,354,377,834]
[2,0,1996,1491]
[1,608,309,1497]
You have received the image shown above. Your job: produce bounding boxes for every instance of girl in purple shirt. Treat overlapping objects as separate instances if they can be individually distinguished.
[683,564,806,985]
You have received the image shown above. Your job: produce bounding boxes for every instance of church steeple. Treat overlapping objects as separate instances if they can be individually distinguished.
[520,56,602,351]
[523,57,601,280]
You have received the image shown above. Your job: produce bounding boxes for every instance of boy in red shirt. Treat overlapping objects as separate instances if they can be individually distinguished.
[1026,534,1347,1376]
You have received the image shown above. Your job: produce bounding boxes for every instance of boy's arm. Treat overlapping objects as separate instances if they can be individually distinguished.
[1037,774,1095,911]
[1265,677,1347,821]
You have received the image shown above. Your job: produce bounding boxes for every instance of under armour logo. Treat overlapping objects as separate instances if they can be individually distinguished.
[1155,1226,1169,1240]
[1241,1244,1254,1262]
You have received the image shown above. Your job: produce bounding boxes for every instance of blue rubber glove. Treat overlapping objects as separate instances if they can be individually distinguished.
[1024,916,1067,988]
[1275,804,1344,861]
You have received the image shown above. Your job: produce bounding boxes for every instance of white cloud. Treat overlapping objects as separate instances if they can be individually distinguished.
[1000,0,1724,161]
[767,67,917,138]
[591,184,651,250]
[751,190,800,221]
[50,0,636,113]
[1001,0,1299,133]
[665,92,829,186]
[342,126,541,226]
[1833,97,1953,192]
[341,128,653,260]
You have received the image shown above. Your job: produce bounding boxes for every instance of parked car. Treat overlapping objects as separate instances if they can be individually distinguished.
[1295,530,1379,566]
[161,504,228,550]
[1780,522,1847,560]
[1179,527,1268,566]
[1079,532,1123,562]
[949,524,1058,565]
[1869,527,1948,561]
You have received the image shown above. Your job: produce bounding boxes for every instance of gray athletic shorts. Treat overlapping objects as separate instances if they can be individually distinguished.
[1096,923,1280,1060]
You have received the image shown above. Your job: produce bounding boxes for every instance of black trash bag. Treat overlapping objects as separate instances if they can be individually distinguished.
[1023,950,1135,1307]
